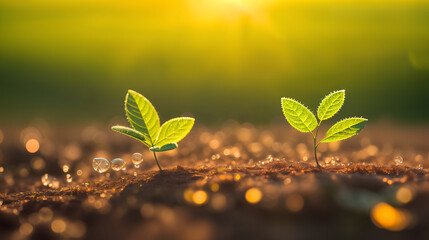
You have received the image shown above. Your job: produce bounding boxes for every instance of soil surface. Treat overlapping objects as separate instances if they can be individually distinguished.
[0,121,429,240]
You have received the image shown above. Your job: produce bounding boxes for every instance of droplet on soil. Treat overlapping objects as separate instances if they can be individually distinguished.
[41,173,50,186]
[111,158,126,171]
[92,158,110,173]
[131,153,143,166]
[41,173,60,189]
[66,174,72,183]
[394,156,403,166]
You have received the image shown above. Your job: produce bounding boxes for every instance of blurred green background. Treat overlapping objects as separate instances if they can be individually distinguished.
[1,0,429,125]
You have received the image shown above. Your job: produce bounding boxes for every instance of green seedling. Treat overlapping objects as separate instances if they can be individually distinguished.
[281,90,367,168]
[112,90,195,171]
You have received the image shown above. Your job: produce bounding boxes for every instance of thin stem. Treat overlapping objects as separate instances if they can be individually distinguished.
[153,151,163,171]
[313,136,321,168]
[313,120,323,168]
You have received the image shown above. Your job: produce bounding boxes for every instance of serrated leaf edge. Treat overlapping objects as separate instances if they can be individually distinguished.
[281,97,318,133]
[111,125,150,147]
[317,89,346,120]
[124,89,160,146]
[321,116,368,142]
[154,117,195,146]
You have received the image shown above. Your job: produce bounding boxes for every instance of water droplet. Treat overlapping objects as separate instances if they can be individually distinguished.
[111,158,126,171]
[417,164,423,170]
[41,174,60,189]
[66,174,72,183]
[41,173,50,186]
[394,156,403,166]
[62,165,69,173]
[92,158,110,173]
[131,153,143,165]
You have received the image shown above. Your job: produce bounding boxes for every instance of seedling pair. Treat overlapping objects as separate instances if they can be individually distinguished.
[112,89,367,170]
[281,90,367,168]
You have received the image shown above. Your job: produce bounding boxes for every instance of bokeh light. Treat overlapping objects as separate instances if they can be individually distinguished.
[245,188,262,204]
[19,222,33,236]
[192,190,208,205]
[371,202,412,231]
[396,187,414,204]
[285,194,304,212]
[0,129,4,144]
[25,139,40,153]
[51,219,67,233]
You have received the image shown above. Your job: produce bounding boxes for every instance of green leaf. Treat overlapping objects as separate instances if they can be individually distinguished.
[281,98,317,132]
[317,90,345,120]
[321,117,368,143]
[125,90,160,146]
[154,117,195,147]
[111,126,149,147]
[150,143,178,152]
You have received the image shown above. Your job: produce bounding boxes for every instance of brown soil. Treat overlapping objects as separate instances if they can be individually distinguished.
[0,122,429,240]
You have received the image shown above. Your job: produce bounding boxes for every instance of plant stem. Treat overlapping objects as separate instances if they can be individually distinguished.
[313,121,322,168]
[153,151,163,171]
[313,137,321,168]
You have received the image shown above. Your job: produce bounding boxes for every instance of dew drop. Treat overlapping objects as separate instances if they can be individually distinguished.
[131,153,143,165]
[92,158,110,173]
[66,174,72,183]
[394,156,403,166]
[111,158,126,171]
[41,174,60,189]
[41,173,50,186]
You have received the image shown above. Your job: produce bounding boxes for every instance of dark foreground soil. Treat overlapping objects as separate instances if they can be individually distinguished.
[0,121,429,240]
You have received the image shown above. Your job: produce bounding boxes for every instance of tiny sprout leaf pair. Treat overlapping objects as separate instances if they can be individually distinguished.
[281,90,367,168]
[112,90,195,171]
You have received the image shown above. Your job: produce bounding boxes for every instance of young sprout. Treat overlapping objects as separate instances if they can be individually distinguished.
[112,90,195,171]
[281,90,367,168]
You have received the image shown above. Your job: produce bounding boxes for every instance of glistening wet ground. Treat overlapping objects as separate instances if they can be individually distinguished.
[0,121,428,240]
